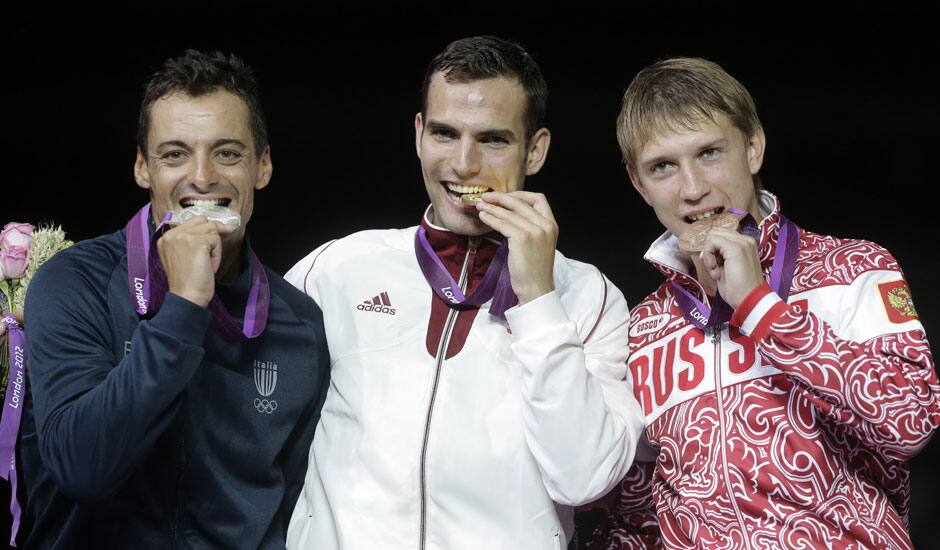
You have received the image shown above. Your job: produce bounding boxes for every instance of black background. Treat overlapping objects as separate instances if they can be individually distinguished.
[2,4,937,547]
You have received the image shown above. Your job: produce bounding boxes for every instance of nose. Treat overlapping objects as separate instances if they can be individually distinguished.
[678,163,709,202]
[190,152,219,190]
[450,137,481,178]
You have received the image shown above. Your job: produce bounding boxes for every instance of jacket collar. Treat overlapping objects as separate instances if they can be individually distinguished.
[420,205,501,280]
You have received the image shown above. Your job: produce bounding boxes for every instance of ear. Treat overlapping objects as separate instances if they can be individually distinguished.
[414,112,424,158]
[254,145,273,190]
[627,166,653,206]
[134,147,151,190]
[524,128,551,176]
[746,126,766,175]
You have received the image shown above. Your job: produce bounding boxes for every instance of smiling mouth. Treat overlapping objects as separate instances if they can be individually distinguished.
[684,207,724,224]
[179,198,232,208]
[444,182,492,204]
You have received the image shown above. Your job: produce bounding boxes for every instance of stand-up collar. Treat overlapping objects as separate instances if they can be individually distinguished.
[420,205,501,284]
[643,191,785,283]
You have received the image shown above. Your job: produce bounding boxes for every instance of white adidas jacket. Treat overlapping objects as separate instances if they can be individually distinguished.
[284,216,644,550]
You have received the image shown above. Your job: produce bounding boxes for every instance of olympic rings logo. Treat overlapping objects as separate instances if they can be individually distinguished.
[254,398,278,414]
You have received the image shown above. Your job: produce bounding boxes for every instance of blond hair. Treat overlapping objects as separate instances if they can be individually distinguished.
[616,57,761,173]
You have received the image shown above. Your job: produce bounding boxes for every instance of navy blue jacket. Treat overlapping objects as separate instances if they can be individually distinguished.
[19,227,329,548]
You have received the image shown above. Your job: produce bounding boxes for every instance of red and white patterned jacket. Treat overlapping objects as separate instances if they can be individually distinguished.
[593,192,939,550]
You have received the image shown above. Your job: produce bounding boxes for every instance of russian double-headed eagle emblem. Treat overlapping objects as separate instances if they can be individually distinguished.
[879,280,919,323]
[887,285,917,318]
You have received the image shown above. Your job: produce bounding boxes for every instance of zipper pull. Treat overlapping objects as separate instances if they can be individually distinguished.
[710,325,721,344]
[468,236,480,253]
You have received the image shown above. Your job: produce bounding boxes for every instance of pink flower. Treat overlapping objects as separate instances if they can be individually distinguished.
[0,245,29,279]
[0,223,34,279]
[0,222,35,252]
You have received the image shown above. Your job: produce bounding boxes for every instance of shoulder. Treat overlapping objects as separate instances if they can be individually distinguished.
[553,250,608,297]
[320,227,414,260]
[265,267,325,327]
[285,227,415,293]
[29,230,125,297]
[25,230,125,330]
[795,229,901,290]
[553,250,629,323]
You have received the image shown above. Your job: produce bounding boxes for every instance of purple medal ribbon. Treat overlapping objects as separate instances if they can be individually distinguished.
[125,203,270,341]
[671,210,800,331]
[0,311,26,545]
[414,226,518,320]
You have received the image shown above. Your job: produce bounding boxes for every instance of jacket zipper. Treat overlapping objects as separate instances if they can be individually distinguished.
[418,237,478,550]
[712,324,752,550]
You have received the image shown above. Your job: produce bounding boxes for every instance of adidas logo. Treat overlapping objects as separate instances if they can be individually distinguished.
[357,291,397,315]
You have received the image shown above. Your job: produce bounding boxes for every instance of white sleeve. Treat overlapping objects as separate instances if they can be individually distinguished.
[506,273,645,506]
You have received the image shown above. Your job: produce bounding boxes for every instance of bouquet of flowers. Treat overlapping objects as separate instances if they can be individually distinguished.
[0,222,73,401]
[0,221,72,545]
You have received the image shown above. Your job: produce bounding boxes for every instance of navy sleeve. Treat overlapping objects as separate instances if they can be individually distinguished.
[25,252,211,503]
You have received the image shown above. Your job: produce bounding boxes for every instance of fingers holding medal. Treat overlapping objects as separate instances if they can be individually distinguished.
[694,215,764,309]
[157,217,223,308]
[476,191,557,305]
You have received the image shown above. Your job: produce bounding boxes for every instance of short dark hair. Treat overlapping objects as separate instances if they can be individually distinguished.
[137,49,268,157]
[421,36,548,141]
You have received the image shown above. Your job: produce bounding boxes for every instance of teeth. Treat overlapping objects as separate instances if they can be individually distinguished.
[689,208,721,222]
[182,199,228,207]
[446,183,490,194]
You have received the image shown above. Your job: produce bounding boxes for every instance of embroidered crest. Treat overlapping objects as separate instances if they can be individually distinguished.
[878,280,918,323]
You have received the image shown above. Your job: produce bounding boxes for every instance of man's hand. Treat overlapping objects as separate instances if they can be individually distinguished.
[157,217,222,308]
[699,227,765,309]
[476,191,557,305]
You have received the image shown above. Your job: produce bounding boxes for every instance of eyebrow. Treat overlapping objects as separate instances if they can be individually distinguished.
[478,128,516,142]
[210,139,249,149]
[425,121,456,135]
[701,137,729,150]
[640,155,670,169]
[425,120,517,142]
[154,138,248,151]
[640,137,730,168]
[154,140,191,152]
